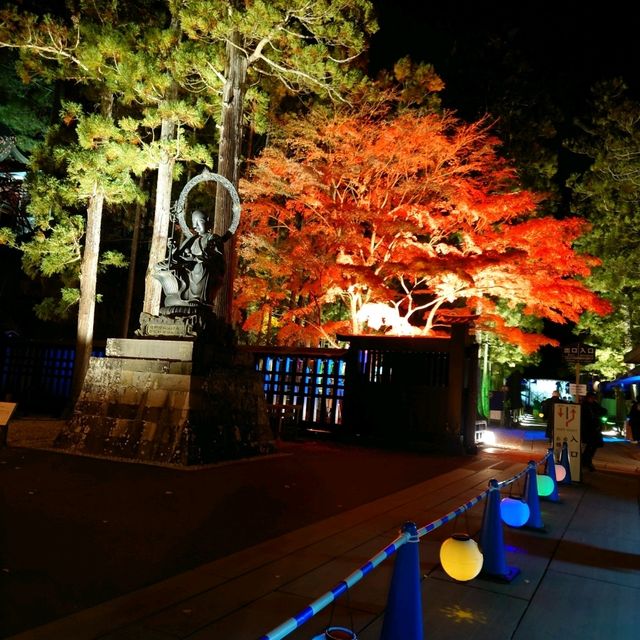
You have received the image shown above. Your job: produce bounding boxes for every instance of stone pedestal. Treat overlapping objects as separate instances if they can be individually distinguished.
[54,338,274,465]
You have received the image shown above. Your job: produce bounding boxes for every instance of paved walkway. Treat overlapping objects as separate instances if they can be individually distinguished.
[2,419,640,640]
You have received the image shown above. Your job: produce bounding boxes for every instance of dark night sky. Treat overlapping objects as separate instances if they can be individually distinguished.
[370,1,640,117]
[9,1,640,109]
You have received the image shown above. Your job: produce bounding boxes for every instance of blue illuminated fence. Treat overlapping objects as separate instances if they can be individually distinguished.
[247,347,348,432]
[258,450,553,640]
[0,337,105,414]
[2,339,480,449]
[1,339,472,444]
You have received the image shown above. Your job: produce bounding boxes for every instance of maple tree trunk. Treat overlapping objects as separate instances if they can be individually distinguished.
[212,31,247,323]
[349,293,360,333]
[143,115,176,317]
[71,188,105,404]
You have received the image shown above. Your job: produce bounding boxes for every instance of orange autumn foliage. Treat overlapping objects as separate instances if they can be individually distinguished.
[235,108,610,350]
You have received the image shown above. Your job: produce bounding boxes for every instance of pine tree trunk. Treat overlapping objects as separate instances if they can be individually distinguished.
[70,92,112,405]
[121,181,145,337]
[212,31,247,323]
[143,115,176,316]
[70,188,105,403]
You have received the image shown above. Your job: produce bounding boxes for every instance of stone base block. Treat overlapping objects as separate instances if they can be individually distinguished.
[106,337,195,361]
[54,338,273,465]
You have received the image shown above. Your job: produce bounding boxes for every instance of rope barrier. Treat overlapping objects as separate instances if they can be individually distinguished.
[497,448,552,489]
[497,467,528,489]
[257,448,552,640]
[416,490,490,538]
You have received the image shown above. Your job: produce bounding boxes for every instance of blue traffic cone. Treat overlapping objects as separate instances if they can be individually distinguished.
[380,522,423,640]
[480,479,520,582]
[524,461,545,531]
[543,449,560,503]
[559,441,572,484]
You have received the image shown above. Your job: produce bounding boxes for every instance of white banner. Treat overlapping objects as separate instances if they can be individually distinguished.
[569,383,587,396]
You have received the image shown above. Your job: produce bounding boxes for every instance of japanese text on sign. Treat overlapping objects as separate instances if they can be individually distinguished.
[562,343,596,364]
[554,402,581,482]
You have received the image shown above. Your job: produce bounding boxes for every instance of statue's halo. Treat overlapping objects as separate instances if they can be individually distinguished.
[174,168,241,239]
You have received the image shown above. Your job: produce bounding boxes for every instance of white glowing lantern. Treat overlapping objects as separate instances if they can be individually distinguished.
[536,474,554,497]
[555,464,567,482]
[439,533,483,581]
[500,497,530,527]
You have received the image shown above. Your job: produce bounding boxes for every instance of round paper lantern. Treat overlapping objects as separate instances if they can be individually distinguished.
[555,464,567,482]
[500,497,530,527]
[439,533,483,581]
[536,474,555,497]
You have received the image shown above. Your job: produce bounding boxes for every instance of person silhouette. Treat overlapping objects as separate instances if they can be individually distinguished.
[627,400,640,443]
[581,391,607,471]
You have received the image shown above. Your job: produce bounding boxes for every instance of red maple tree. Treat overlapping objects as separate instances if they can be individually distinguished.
[235,104,610,350]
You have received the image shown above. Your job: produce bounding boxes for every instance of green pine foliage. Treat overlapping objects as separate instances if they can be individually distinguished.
[0,50,52,152]
[15,101,149,320]
[567,79,640,377]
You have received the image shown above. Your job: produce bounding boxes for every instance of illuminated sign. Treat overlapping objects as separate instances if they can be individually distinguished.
[553,402,581,482]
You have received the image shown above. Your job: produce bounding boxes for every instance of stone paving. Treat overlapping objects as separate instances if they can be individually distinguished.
[2,417,639,640]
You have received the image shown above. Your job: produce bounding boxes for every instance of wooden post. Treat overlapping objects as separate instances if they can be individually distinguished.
[447,325,466,450]
[464,341,480,452]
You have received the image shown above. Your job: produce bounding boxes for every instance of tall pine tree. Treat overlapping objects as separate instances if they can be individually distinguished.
[567,78,640,378]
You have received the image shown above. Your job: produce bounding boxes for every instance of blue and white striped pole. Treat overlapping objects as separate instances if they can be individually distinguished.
[258,532,409,640]
[258,453,549,640]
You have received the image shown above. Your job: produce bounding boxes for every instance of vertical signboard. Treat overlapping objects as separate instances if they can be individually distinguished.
[554,402,581,482]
